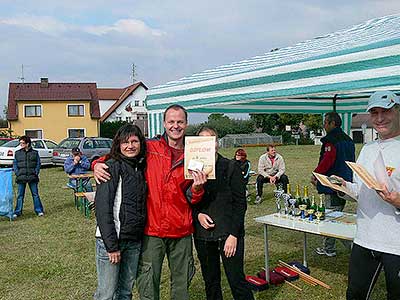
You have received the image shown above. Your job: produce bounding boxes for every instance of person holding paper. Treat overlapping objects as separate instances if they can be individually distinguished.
[192,126,254,300]
[93,104,207,300]
[337,91,400,300]
[311,112,355,257]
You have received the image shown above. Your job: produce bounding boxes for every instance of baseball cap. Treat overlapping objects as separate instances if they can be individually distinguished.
[71,147,81,154]
[366,91,400,112]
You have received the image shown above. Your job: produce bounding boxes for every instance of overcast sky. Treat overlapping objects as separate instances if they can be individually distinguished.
[1,0,400,121]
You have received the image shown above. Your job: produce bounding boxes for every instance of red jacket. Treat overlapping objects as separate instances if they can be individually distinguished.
[93,134,204,238]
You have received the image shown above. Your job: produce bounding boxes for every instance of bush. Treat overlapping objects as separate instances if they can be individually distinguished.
[100,121,128,139]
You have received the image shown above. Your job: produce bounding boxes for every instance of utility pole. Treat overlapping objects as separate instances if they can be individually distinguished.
[20,64,25,83]
[131,63,137,83]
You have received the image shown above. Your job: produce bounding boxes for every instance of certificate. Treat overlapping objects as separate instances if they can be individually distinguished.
[184,136,216,179]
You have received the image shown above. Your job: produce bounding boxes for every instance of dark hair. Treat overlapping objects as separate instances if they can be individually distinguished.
[234,148,247,160]
[110,124,146,161]
[163,104,188,122]
[19,135,31,145]
[325,112,342,127]
[266,144,276,152]
[196,125,218,138]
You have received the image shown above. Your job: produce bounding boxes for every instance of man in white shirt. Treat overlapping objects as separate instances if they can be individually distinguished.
[339,91,400,300]
[255,145,289,204]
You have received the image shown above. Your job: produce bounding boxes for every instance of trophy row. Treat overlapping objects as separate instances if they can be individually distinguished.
[274,184,326,221]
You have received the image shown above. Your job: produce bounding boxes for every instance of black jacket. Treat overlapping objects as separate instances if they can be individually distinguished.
[95,157,147,252]
[14,147,40,184]
[193,154,247,241]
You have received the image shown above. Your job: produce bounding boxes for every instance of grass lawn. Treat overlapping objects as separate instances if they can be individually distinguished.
[0,144,387,300]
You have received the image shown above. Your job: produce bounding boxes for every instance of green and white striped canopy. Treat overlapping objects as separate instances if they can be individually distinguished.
[147,14,400,137]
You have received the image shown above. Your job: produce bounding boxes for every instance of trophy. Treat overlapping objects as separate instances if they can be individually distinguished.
[315,211,323,223]
[282,193,291,215]
[273,186,284,214]
[288,197,297,217]
[307,209,315,221]
[299,204,308,219]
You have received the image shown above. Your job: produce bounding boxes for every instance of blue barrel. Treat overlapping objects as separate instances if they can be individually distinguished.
[0,168,14,219]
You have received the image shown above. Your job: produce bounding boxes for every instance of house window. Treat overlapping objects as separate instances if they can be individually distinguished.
[68,105,85,117]
[24,105,42,117]
[126,116,132,122]
[116,117,122,121]
[25,129,42,138]
[68,129,85,137]
[135,100,140,106]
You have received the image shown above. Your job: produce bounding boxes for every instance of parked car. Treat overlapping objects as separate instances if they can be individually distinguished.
[52,137,112,167]
[0,138,58,166]
[0,137,13,146]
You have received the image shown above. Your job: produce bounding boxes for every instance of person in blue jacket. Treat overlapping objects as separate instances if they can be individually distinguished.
[64,147,93,192]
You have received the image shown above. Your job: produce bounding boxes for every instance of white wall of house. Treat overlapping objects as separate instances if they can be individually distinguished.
[99,100,116,116]
[351,127,377,144]
[104,86,147,122]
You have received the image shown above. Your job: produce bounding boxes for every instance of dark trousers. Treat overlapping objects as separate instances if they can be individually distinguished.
[256,174,289,195]
[347,243,400,300]
[194,237,254,300]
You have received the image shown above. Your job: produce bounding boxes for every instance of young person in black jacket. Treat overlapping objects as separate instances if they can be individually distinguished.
[94,124,147,300]
[193,126,254,300]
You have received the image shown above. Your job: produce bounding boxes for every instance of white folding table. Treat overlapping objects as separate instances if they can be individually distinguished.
[254,212,356,281]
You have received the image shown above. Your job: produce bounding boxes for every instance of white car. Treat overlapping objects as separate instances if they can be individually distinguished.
[0,138,58,167]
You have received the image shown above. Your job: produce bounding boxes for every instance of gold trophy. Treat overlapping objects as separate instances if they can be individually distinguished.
[307,209,315,221]
[315,211,323,223]
[299,204,308,219]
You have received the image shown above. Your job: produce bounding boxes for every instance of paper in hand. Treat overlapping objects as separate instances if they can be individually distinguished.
[313,172,357,200]
[345,161,384,191]
[373,151,392,192]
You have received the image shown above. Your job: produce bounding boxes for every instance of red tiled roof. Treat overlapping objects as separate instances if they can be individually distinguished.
[100,82,148,122]
[97,88,125,100]
[7,82,101,120]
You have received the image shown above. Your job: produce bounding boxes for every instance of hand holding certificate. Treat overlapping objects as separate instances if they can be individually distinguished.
[345,161,384,191]
[184,136,216,179]
[312,172,357,200]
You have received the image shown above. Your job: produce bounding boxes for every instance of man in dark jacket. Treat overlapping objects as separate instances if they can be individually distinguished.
[13,136,44,218]
[311,112,355,257]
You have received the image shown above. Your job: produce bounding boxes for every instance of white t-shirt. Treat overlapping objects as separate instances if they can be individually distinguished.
[347,135,400,255]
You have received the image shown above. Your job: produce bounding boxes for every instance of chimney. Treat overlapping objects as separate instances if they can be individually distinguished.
[40,77,49,88]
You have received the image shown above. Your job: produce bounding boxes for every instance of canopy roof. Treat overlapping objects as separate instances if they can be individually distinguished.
[146,14,400,136]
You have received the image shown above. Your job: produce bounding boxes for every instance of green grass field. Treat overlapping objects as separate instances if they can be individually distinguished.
[0,145,387,299]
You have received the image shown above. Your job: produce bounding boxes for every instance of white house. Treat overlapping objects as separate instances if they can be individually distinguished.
[98,82,148,136]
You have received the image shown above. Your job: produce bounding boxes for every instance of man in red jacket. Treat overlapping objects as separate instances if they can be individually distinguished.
[94,104,206,300]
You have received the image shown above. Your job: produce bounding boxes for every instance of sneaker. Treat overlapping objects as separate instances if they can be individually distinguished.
[255,196,262,204]
[315,247,336,257]
[12,214,18,219]
[38,212,44,217]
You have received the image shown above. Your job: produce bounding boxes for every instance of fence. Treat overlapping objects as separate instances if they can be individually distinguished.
[219,133,283,148]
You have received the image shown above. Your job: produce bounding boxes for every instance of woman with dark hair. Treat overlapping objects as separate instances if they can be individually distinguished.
[234,148,251,185]
[94,124,147,300]
[193,126,254,300]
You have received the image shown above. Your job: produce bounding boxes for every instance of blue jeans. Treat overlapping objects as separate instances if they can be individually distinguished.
[14,182,44,216]
[94,239,142,300]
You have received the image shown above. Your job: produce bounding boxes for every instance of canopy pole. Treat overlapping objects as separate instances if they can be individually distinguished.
[332,94,338,112]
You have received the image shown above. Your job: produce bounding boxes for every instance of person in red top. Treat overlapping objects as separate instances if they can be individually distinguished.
[311,112,355,257]
[93,104,207,300]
